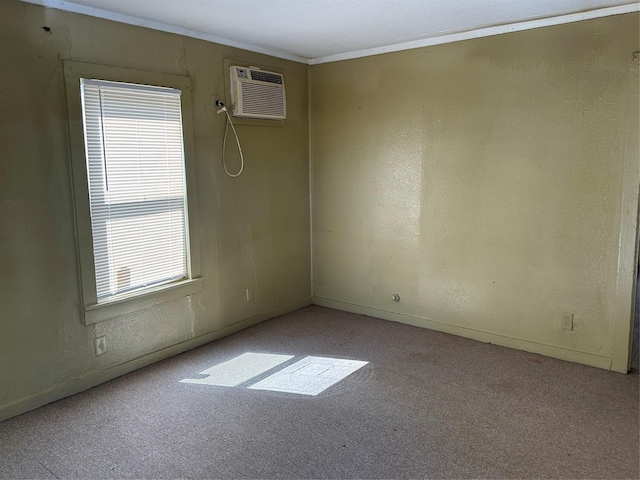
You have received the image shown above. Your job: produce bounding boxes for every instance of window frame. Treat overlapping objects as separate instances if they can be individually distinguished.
[64,61,201,325]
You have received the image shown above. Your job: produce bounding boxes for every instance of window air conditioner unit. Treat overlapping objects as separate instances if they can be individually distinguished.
[229,66,286,120]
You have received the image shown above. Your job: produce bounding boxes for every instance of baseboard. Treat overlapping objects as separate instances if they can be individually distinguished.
[0,298,312,423]
[312,296,614,371]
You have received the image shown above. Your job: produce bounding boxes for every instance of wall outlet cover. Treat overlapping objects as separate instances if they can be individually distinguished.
[95,336,107,356]
[561,312,574,331]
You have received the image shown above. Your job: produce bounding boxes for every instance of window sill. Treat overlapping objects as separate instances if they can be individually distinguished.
[84,278,202,325]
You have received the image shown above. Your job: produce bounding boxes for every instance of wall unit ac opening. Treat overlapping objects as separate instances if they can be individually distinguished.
[230,66,286,120]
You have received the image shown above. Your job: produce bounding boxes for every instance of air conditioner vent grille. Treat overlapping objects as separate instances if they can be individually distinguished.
[250,71,283,85]
[240,83,285,118]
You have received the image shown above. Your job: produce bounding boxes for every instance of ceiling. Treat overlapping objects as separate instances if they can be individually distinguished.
[25,0,639,64]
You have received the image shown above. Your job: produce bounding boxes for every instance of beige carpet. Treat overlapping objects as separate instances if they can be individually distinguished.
[1,305,638,479]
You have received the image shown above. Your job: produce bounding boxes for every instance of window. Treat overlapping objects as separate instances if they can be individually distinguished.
[81,79,188,300]
[65,62,201,324]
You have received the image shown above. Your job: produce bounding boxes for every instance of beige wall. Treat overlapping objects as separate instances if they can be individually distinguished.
[311,14,639,371]
[0,0,638,422]
[0,0,310,420]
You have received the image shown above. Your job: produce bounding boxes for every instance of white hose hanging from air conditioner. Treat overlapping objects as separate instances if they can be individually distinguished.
[216,100,244,178]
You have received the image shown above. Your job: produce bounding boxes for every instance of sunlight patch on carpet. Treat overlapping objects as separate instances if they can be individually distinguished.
[248,356,368,396]
[181,353,368,395]
[180,352,293,387]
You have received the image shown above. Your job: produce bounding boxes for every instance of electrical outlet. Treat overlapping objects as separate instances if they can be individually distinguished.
[561,312,574,331]
[246,288,254,301]
[95,336,107,356]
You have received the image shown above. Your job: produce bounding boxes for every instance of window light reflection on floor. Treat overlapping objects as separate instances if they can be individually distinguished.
[180,353,368,396]
[180,353,293,387]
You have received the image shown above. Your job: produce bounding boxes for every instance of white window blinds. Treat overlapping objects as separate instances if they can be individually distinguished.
[80,79,189,301]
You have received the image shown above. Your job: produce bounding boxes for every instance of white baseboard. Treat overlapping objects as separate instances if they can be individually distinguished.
[312,296,615,372]
[0,299,311,422]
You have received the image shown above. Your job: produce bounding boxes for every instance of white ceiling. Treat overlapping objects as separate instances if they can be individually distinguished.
[26,0,639,64]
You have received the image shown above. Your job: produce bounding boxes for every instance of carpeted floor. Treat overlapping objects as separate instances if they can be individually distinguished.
[1,305,639,479]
